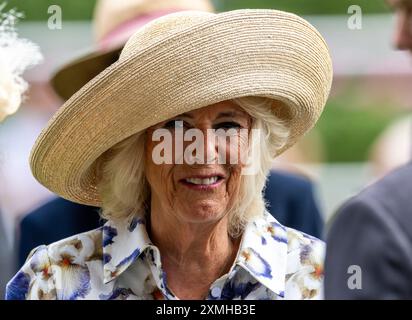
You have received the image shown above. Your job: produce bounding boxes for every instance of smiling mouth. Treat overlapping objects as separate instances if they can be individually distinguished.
[179,175,224,188]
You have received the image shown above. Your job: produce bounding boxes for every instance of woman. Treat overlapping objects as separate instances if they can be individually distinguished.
[6,9,332,300]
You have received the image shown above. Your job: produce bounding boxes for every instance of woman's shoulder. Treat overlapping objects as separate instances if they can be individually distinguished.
[25,227,105,268]
[260,210,324,254]
[285,226,325,254]
[46,226,104,262]
[257,212,325,299]
[6,227,104,300]
[283,226,325,299]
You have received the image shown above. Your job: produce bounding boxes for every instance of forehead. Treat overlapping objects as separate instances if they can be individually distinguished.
[182,100,249,118]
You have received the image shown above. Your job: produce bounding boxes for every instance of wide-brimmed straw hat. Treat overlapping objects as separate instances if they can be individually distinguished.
[51,0,214,100]
[31,9,333,206]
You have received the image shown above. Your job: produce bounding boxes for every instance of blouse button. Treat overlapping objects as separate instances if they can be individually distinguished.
[211,286,222,298]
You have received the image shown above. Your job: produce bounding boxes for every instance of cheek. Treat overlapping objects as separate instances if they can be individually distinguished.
[225,165,243,202]
[221,131,250,166]
[144,137,174,193]
[238,131,250,164]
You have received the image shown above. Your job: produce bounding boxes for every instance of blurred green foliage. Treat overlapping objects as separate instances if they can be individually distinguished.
[4,0,96,20]
[4,0,390,21]
[316,91,405,163]
[217,0,390,15]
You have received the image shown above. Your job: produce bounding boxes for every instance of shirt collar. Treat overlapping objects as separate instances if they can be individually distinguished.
[102,212,288,297]
[102,216,154,284]
[233,211,288,298]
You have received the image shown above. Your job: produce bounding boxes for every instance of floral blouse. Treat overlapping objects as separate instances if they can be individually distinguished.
[6,211,325,300]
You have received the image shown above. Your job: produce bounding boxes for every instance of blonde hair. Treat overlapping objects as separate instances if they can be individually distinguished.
[97,97,290,237]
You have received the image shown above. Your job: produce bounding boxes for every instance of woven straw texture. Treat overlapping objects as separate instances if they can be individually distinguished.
[31,9,333,206]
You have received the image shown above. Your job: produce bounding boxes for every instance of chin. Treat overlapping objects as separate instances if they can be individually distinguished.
[181,200,227,223]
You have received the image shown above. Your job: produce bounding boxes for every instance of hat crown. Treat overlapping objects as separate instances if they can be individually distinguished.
[119,11,215,62]
[94,0,214,42]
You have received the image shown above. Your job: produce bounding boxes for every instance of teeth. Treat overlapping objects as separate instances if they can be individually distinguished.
[186,176,219,185]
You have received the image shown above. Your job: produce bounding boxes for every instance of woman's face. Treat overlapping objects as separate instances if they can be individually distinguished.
[145,100,252,224]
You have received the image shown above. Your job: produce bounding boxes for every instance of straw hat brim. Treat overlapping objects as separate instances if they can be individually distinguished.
[31,9,333,206]
[51,47,122,100]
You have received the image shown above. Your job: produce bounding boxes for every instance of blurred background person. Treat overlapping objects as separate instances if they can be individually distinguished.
[325,0,412,299]
[369,114,412,180]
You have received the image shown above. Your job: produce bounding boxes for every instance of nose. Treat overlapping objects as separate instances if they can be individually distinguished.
[393,10,412,50]
[203,129,219,164]
[182,128,219,164]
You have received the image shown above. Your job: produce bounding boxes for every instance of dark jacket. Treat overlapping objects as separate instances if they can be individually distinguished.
[325,162,412,299]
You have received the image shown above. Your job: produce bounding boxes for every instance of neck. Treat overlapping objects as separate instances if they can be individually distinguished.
[149,199,239,299]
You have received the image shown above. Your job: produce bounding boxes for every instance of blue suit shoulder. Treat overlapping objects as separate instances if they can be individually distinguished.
[266,170,313,193]
[325,162,412,299]
[353,162,412,222]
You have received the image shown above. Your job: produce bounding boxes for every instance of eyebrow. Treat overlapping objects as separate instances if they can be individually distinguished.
[175,113,193,119]
[215,111,243,119]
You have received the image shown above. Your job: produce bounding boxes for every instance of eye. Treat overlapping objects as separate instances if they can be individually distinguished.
[163,120,189,129]
[214,122,242,130]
